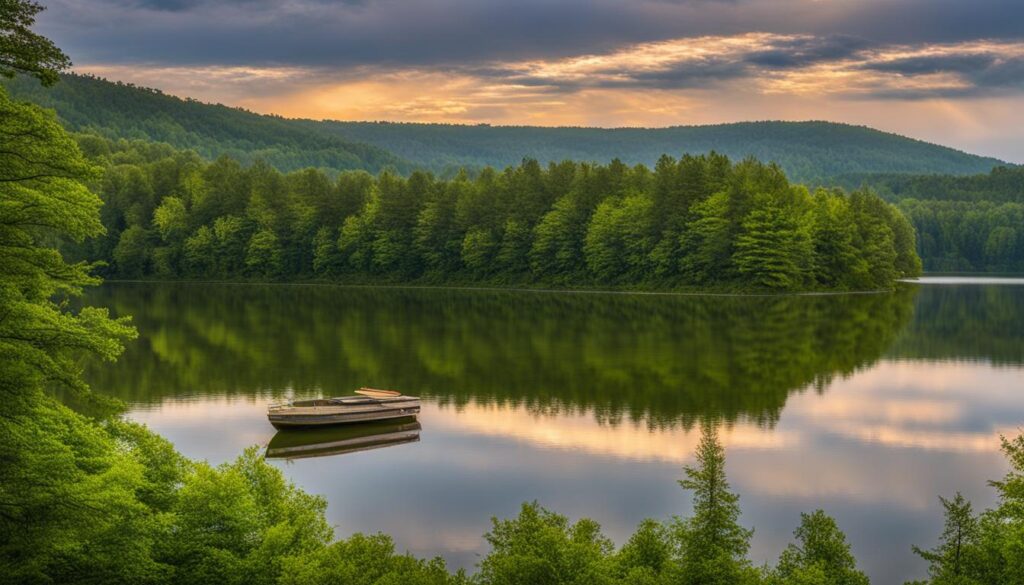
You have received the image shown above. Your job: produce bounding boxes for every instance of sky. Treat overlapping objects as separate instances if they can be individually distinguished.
[37,0,1024,161]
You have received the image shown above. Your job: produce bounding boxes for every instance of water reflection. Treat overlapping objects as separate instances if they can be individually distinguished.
[84,283,918,427]
[889,280,1024,364]
[266,419,422,460]
[81,282,1024,584]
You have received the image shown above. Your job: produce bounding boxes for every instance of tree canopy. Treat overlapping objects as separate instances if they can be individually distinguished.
[59,138,921,291]
[0,0,70,86]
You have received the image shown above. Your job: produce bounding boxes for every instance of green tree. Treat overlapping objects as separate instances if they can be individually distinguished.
[213,215,251,276]
[772,510,868,585]
[679,192,732,284]
[0,0,71,86]
[0,75,140,582]
[414,185,461,274]
[461,227,497,276]
[477,502,615,585]
[162,447,332,585]
[671,425,757,585]
[153,196,188,243]
[733,195,812,290]
[280,533,461,585]
[615,519,675,584]
[246,229,283,278]
[972,434,1024,585]
[312,226,341,276]
[910,493,981,585]
[584,192,654,282]
[495,218,532,275]
[849,190,898,289]
[113,224,152,277]
[338,197,378,273]
[184,225,216,277]
[530,193,587,280]
[810,190,863,289]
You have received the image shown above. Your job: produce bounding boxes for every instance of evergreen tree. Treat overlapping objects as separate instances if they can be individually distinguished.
[773,510,868,585]
[615,519,674,583]
[671,425,757,585]
[972,435,1024,585]
[733,195,812,290]
[680,192,732,284]
[910,493,981,585]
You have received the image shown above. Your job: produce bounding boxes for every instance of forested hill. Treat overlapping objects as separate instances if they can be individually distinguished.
[3,73,1008,183]
[311,120,1007,183]
[835,166,1024,203]
[1,73,407,174]
[841,166,1024,273]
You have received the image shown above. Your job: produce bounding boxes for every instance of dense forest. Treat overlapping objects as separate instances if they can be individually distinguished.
[315,119,1007,183]
[831,167,1024,272]
[8,72,1022,275]
[897,199,1024,272]
[67,136,921,291]
[835,166,1024,203]
[2,73,1008,183]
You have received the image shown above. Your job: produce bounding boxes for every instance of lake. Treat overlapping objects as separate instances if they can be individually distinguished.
[82,278,1024,583]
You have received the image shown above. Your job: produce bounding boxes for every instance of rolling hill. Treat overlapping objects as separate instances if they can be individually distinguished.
[1,73,408,174]
[2,73,1010,183]
[314,120,1010,183]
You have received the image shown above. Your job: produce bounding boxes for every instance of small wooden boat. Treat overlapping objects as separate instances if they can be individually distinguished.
[265,419,421,459]
[267,388,420,429]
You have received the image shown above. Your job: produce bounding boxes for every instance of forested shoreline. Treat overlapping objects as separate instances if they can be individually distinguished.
[833,167,1024,272]
[67,136,921,292]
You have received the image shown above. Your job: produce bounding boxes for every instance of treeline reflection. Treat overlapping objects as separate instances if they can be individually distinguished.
[889,283,1024,364]
[84,284,919,428]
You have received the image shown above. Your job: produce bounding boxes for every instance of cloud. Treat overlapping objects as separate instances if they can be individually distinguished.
[744,35,872,69]
[39,0,1024,69]
[36,0,1024,160]
[859,44,1024,98]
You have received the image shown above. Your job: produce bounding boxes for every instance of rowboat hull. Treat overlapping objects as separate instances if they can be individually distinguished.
[267,396,420,429]
[266,419,422,459]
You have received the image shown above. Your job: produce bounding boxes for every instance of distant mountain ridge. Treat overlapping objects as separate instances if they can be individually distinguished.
[2,73,1009,183]
[313,120,1009,183]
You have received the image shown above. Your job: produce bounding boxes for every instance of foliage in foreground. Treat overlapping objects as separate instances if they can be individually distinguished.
[65,136,921,291]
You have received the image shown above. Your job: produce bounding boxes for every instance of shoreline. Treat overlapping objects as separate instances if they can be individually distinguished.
[99,278,900,298]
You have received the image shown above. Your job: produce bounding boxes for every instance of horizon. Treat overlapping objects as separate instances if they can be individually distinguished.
[57,72,1014,165]
[37,0,1024,163]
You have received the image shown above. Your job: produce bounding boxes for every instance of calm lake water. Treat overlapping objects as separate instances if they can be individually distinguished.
[82,278,1024,584]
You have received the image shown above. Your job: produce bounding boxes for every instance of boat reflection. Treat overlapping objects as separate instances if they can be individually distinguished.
[265,417,422,460]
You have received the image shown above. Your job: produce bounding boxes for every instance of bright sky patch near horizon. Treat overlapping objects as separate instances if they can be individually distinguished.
[38,0,1024,162]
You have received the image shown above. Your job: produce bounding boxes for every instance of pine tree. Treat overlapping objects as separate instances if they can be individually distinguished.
[672,424,756,585]
[911,493,981,584]
[774,510,868,585]
[733,196,812,290]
